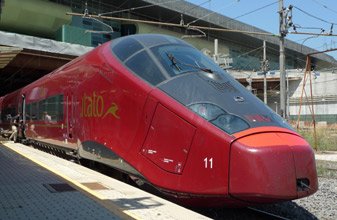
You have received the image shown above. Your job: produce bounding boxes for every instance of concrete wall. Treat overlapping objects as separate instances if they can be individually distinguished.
[289,71,337,123]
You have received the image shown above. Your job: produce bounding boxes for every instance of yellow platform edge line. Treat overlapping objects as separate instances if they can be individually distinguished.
[2,143,141,220]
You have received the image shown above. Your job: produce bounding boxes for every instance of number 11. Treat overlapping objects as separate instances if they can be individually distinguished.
[204,157,213,169]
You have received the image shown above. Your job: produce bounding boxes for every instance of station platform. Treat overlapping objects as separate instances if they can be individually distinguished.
[0,142,209,220]
[315,151,337,162]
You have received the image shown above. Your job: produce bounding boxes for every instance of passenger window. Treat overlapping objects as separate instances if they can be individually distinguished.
[38,95,64,122]
[125,51,166,85]
[31,102,38,120]
[2,107,16,122]
[28,95,64,122]
[38,99,47,120]
[25,104,31,121]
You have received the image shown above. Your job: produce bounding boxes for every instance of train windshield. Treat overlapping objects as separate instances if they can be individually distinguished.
[111,34,293,134]
[150,45,218,77]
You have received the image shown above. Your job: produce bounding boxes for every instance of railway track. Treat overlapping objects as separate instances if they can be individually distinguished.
[194,205,293,220]
[247,207,291,220]
[327,167,337,172]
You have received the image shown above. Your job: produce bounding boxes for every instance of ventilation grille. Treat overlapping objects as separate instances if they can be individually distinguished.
[208,80,238,93]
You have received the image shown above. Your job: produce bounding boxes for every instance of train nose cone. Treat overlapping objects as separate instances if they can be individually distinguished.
[229,131,318,203]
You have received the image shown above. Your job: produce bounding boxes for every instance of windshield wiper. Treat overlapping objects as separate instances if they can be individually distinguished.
[167,53,181,71]
[167,53,214,74]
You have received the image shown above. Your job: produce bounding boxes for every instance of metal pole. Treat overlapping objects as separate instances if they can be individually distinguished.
[286,71,290,118]
[279,0,286,118]
[263,40,267,104]
[214,39,218,64]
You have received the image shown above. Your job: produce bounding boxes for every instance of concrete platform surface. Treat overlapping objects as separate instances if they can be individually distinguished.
[0,143,120,220]
[316,151,337,162]
[1,142,210,220]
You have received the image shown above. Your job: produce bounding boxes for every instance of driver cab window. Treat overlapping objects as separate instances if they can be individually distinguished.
[125,51,166,86]
[151,45,220,77]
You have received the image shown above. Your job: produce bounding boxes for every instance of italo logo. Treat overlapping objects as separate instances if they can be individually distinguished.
[80,91,120,119]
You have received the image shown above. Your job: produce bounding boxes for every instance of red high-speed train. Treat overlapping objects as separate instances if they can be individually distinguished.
[0,34,317,207]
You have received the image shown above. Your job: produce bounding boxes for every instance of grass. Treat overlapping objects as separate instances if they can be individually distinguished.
[296,125,337,152]
[315,160,337,179]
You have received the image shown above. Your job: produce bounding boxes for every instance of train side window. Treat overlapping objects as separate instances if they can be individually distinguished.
[25,104,31,121]
[125,51,166,86]
[56,95,64,121]
[38,99,47,120]
[38,95,64,122]
[31,102,38,121]
[112,37,143,62]
[2,107,16,122]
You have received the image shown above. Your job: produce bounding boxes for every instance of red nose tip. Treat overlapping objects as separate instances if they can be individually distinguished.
[229,131,318,203]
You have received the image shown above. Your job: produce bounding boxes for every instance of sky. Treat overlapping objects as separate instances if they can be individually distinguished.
[186,0,337,61]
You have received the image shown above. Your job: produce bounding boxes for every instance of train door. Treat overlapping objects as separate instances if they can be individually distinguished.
[65,94,74,143]
[141,104,196,174]
[20,94,26,139]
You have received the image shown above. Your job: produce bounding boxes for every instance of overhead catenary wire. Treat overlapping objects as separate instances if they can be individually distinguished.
[265,46,337,82]
[285,4,337,61]
[314,40,337,51]
[186,0,240,26]
[264,41,337,72]
[72,1,337,52]
[240,49,264,70]
[267,45,325,70]
[82,3,114,34]
[265,46,307,70]
[290,32,337,66]
[289,31,337,37]
[67,12,276,36]
[233,46,263,59]
[116,0,131,10]
[181,26,206,38]
[292,24,325,31]
[98,0,182,16]
[310,0,337,16]
[223,0,278,26]
[184,0,212,14]
[94,0,277,42]
[147,0,213,30]
[298,30,325,54]
[9,1,331,93]
[80,0,166,23]
[293,5,337,26]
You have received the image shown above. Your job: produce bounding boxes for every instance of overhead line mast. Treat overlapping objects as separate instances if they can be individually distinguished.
[279,0,293,119]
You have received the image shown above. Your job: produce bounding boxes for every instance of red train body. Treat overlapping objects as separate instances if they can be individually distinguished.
[0,34,317,207]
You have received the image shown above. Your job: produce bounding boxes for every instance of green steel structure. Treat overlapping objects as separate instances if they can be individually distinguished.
[0,0,70,38]
[1,0,336,70]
